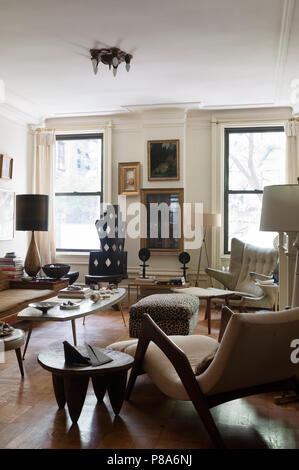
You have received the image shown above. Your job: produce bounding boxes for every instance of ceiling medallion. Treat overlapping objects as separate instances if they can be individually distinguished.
[90,47,133,77]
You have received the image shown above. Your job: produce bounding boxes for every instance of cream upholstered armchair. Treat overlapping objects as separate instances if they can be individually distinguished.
[108,309,299,448]
[205,238,278,309]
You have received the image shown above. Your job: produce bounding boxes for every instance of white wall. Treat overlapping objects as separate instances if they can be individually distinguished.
[47,110,188,282]
[0,115,30,259]
[46,106,294,284]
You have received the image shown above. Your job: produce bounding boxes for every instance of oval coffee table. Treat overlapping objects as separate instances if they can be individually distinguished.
[38,345,134,424]
[18,288,127,359]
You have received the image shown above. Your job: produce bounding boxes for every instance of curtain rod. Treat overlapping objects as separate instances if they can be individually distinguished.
[33,127,55,132]
[210,118,298,124]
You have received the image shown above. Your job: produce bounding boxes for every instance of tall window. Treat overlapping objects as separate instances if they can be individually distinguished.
[224,127,285,254]
[55,134,103,251]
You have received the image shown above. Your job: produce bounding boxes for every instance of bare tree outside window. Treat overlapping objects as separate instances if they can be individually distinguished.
[55,134,103,251]
[224,127,285,253]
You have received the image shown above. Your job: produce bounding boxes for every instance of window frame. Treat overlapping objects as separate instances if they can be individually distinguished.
[224,125,284,254]
[55,133,104,252]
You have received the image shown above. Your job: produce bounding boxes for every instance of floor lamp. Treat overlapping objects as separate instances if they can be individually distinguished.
[260,184,299,308]
[195,213,221,287]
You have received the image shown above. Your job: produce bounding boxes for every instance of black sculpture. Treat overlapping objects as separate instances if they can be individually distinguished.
[179,251,190,280]
[87,205,127,282]
[63,341,90,365]
[63,341,113,366]
[138,248,150,278]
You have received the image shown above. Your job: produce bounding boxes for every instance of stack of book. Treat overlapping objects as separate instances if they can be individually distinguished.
[0,257,24,280]
[58,286,92,299]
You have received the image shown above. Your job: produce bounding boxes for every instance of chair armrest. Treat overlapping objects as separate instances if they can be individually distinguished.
[205,268,236,290]
[218,306,234,342]
[249,272,273,282]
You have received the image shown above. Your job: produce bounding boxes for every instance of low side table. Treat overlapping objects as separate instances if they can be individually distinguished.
[38,346,134,424]
[171,287,235,334]
[128,281,191,307]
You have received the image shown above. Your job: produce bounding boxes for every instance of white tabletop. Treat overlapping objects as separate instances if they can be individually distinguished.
[171,287,236,298]
[18,288,126,322]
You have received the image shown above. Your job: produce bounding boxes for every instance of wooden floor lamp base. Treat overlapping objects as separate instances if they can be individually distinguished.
[24,231,41,277]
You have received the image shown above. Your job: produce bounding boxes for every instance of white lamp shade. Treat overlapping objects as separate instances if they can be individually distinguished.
[260,185,299,232]
[203,213,221,228]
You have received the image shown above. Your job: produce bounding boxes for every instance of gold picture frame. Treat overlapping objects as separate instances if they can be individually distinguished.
[0,155,13,180]
[140,188,184,253]
[118,162,140,196]
[147,139,180,181]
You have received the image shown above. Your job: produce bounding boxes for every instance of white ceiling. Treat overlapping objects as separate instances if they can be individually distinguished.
[0,0,298,121]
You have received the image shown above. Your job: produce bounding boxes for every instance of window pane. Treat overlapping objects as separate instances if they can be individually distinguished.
[228,130,285,191]
[55,196,101,250]
[56,137,102,193]
[228,193,276,249]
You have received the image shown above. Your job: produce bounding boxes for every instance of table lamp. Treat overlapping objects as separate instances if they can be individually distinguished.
[195,213,221,287]
[16,194,49,277]
[260,184,299,307]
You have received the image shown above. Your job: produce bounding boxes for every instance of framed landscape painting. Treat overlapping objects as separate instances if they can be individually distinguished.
[140,188,184,253]
[147,140,180,181]
[0,189,14,240]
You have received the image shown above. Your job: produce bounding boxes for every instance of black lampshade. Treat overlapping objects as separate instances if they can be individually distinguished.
[16,194,49,231]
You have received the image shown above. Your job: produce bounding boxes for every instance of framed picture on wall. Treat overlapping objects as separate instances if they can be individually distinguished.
[0,189,14,240]
[0,155,13,179]
[140,188,184,253]
[118,162,140,196]
[147,139,180,181]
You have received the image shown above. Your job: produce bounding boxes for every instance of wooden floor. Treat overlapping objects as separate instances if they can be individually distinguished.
[0,304,299,449]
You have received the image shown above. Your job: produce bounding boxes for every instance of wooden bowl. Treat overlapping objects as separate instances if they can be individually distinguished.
[42,263,70,279]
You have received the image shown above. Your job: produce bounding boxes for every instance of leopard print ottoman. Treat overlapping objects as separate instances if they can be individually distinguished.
[129,293,199,337]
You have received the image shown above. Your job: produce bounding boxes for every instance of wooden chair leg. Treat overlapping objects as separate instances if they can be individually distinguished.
[190,396,225,448]
[15,348,24,377]
[125,335,150,400]
[125,366,141,400]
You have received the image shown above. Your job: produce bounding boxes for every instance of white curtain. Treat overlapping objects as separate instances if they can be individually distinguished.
[32,130,56,265]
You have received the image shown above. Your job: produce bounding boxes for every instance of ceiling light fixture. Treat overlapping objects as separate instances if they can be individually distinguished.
[90,47,133,77]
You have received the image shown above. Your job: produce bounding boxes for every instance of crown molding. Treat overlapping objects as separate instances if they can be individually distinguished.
[201,102,276,110]
[49,108,129,118]
[122,102,201,113]
[0,102,40,126]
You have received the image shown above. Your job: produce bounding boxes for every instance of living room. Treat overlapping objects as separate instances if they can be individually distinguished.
[0,0,299,457]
